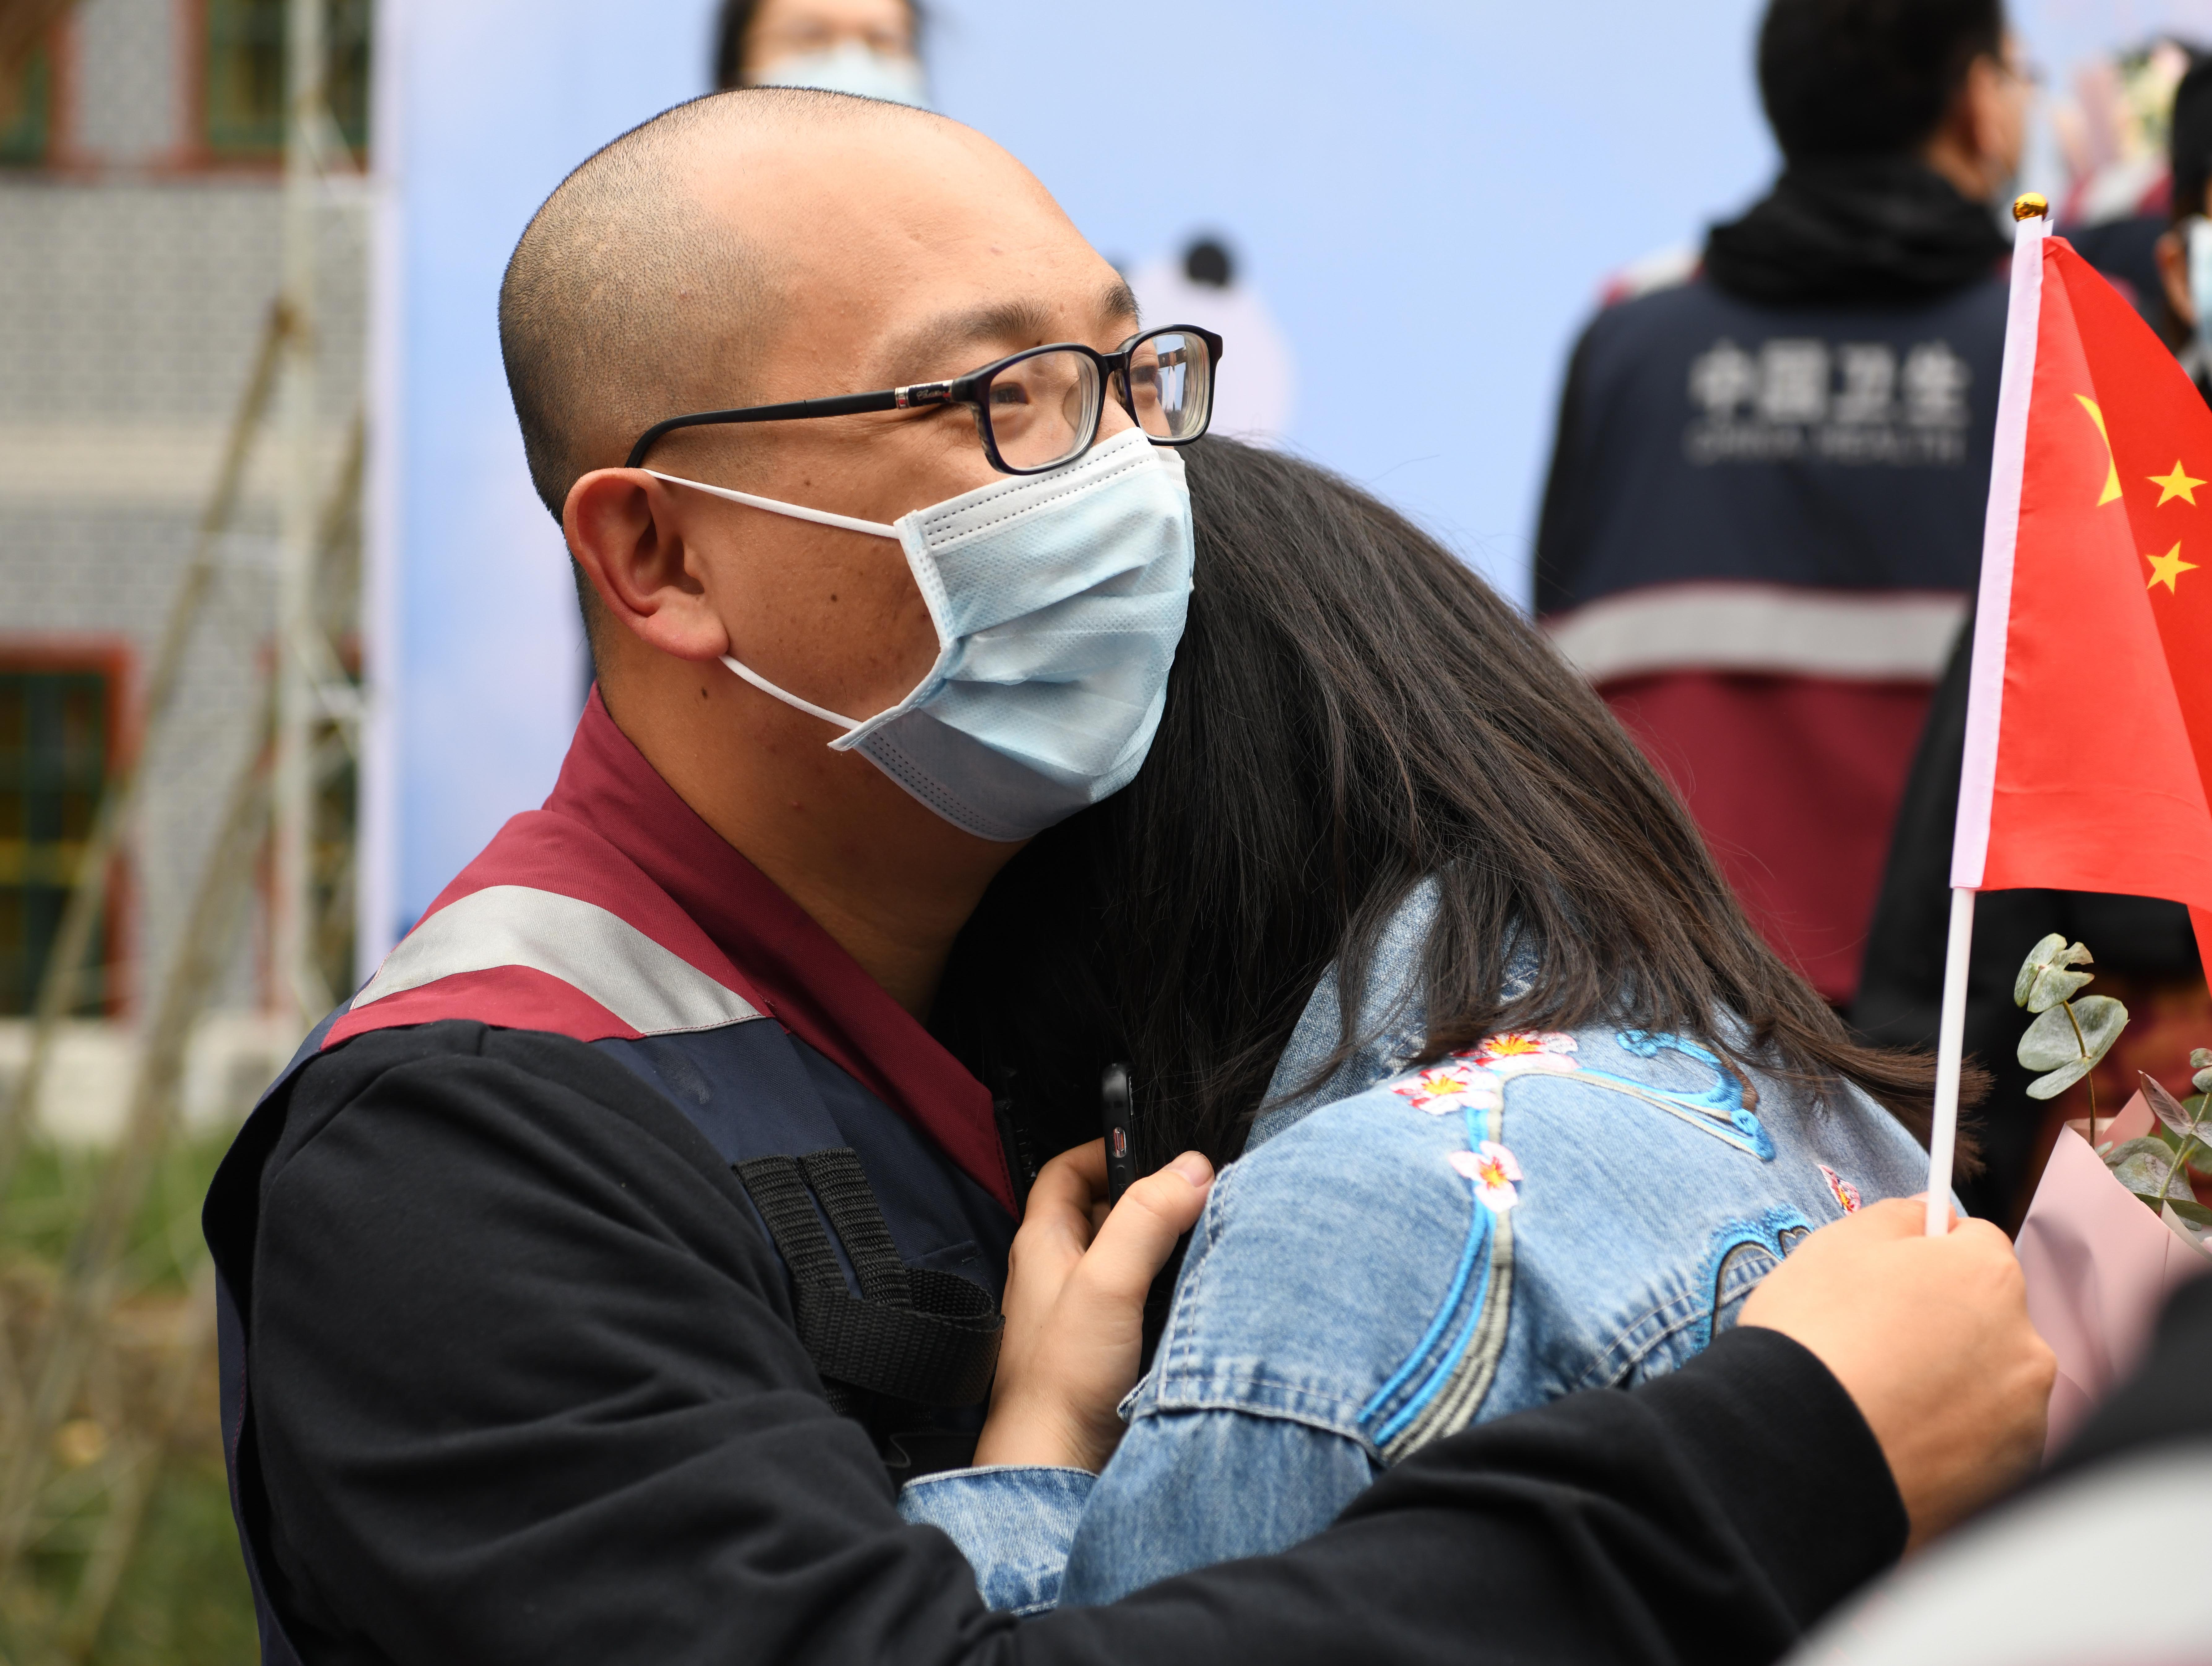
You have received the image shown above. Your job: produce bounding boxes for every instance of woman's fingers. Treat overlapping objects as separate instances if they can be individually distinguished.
[1000,1142,1106,1331]
[975,1149,1215,1473]
[1024,1141,1108,1244]
[1066,1152,1213,1312]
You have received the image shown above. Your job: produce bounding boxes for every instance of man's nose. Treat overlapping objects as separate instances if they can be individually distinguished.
[1097,388,1140,442]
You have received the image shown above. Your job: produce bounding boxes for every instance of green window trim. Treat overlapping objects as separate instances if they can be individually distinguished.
[204,0,372,158]
[0,46,51,167]
[0,669,115,1017]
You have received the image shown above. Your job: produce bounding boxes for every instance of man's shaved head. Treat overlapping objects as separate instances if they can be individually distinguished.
[529,81,1135,693]
[500,88,934,523]
[538,82,1148,1000]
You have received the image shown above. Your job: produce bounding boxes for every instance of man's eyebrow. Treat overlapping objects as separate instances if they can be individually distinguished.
[876,282,1145,384]
[1098,276,1141,330]
[875,299,1060,384]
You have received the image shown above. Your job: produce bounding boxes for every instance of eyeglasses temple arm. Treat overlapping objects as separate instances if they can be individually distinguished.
[623,389,906,469]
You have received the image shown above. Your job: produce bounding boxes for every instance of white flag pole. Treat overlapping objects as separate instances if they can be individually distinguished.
[1925,887,1977,1237]
[1927,193,2051,1233]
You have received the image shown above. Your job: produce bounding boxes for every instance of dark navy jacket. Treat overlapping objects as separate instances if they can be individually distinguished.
[203,689,1018,1665]
[1536,269,2007,1003]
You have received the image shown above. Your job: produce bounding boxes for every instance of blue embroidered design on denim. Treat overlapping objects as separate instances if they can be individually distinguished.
[1361,1025,1777,1463]
[1589,1031,1775,1159]
[1695,1206,1816,1350]
[1357,1101,1518,1463]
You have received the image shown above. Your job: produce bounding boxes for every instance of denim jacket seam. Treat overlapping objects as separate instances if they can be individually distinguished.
[1575,1280,1707,1391]
[1134,1385,1381,1456]
[1572,1252,1778,1391]
[1147,1367,1377,1424]
[1160,1160,1239,1382]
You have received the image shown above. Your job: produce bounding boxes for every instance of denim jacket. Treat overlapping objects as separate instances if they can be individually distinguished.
[899,885,1932,1611]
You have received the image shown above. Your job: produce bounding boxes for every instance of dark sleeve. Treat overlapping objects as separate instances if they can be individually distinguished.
[1533,318,1603,617]
[251,1030,1903,1666]
[1851,611,1977,1059]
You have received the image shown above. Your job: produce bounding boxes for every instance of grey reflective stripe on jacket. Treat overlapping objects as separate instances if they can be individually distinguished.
[352,884,764,1033]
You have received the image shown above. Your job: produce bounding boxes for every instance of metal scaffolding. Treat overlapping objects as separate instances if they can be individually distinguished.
[275,0,364,1031]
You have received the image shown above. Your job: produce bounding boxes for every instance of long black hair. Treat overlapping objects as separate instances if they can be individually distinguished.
[932,438,1957,1180]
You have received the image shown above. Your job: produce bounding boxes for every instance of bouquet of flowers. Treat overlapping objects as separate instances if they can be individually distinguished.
[2010,934,2212,1452]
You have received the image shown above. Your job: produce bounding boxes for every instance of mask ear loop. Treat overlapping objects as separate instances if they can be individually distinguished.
[716,652,863,732]
[643,469,899,540]
[644,469,903,732]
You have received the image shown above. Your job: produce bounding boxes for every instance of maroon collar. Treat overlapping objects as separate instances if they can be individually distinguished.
[545,689,1012,1213]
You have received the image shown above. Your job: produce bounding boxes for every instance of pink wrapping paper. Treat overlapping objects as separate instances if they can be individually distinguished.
[2014,1091,2210,1454]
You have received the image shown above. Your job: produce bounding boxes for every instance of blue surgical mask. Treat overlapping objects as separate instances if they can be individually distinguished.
[649,427,1195,842]
[755,41,930,109]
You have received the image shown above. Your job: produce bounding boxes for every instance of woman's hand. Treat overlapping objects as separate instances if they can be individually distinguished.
[972,1139,1213,1473]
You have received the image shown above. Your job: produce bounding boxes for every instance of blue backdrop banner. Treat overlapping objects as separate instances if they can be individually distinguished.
[365,0,1810,969]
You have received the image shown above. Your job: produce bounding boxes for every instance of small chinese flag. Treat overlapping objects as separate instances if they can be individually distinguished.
[1955,228,2212,971]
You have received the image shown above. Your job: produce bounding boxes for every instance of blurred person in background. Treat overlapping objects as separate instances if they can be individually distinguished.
[1857,55,2212,1230]
[713,0,928,106]
[1535,0,2025,1015]
[2156,52,2212,390]
[2053,38,2192,327]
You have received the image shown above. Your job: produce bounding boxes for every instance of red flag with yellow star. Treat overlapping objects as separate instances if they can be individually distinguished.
[1954,227,2212,969]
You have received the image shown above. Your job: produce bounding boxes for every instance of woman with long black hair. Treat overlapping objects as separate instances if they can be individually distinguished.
[925,437,1970,1605]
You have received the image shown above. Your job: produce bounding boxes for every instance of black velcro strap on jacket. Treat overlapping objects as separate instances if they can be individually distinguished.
[797,1148,911,1308]
[735,1152,1003,1409]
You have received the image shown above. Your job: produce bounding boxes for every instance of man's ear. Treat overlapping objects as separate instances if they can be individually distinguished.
[1924,53,2015,204]
[565,469,731,663]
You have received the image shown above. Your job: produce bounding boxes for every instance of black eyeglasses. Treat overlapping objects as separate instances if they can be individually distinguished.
[624,324,1223,476]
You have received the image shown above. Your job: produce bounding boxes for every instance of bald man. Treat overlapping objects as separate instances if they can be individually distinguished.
[203,91,2052,1666]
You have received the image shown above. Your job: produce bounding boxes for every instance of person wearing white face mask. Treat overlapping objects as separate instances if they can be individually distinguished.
[198,89,2054,1666]
[713,0,929,108]
[2155,54,2212,394]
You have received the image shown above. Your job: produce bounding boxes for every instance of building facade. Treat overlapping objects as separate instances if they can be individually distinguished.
[1,0,368,1136]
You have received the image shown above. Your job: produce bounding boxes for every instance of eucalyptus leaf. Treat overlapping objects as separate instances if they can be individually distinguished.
[2166,1197,2212,1227]
[2014,933,2071,1007]
[2070,995,2128,1065]
[2027,1056,2094,1099]
[2196,1069,2212,1094]
[2192,1049,2212,1070]
[2019,1006,2088,1072]
[2107,1136,2183,1198]
[2022,966,2097,1014]
[2190,1093,2212,1124]
[2141,1074,2198,1139]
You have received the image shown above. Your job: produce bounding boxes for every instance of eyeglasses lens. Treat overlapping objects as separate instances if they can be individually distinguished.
[1125,331,1212,442]
[983,349,1102,471]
